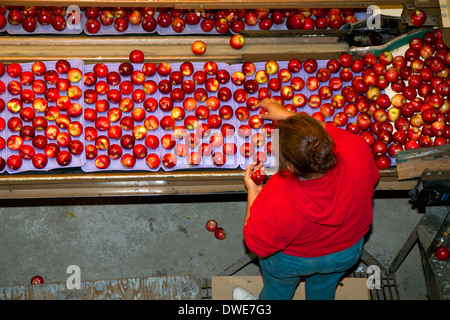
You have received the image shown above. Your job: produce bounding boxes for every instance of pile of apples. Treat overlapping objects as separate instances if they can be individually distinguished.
[0,5,366,34]
[205,219,226,240]
[355,29,450,169]
[229,32,450,171]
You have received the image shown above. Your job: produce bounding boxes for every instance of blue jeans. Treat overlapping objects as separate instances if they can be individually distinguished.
[258,237,364,300]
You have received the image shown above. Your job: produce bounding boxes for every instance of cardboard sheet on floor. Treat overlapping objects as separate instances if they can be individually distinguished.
[0,275,202,300]
[212,276,370,300]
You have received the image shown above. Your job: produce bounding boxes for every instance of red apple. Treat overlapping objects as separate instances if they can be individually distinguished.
[251,169,268,185]
[333,111,348,127]
[206,219,218,232]
[375,155,391,170]
[207,114,222,130]
[327,14,343,29]
[196,142,211,158]
[371,139,388,156]
[286,13,305,30]
[411,10,426,27]
[67,68,83,83]
[271,9,286,25]
[339,68,353,82]
[242,61,256,77]
[287,59,302,73]
[204,61,218,76]
[161,152,176,169]
[434,246,450,261]
[265,60,279,75]
[51,15,67,31]
[142,153,159,169]
[345,122,360,134]
[230,34,245,50]
[191,40,206,56]
[214,227,226,240]
[20,71,35,86]
[200,17,215,32]
[378,51,393,66]
[356,112,372,131]
[313,16,327,29]
[7,80,23,95]
[99,9,114,26]
[338,53,353,68]
[248,115,263,130]
[185,10,200,25]
[215,18,230,34]
[119,153,135,168]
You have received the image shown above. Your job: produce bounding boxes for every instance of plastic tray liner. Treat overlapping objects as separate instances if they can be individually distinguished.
[0,10,8,33]
[0,67,9,173]
[5,60,86,173]
[7,10,84,35]
[229,11,372,34]
[156,14,222,35]
[230,62,290,171]
[81,62,163,172]
[84,11,159,35]
[157,11,371,35]
[157,62,240,171]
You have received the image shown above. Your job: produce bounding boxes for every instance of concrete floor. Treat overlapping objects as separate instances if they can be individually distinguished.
[0,189,429,300]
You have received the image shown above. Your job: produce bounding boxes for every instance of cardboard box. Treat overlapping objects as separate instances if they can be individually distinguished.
[212,276,370,300]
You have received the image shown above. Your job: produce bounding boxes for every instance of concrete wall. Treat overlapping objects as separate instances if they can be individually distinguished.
[0,191,428,299]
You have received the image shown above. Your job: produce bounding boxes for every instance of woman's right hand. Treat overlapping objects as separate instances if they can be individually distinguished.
[244,162,264,193]
[257,98,294,121]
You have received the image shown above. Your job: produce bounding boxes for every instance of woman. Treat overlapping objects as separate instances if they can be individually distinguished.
[234,98,380,300]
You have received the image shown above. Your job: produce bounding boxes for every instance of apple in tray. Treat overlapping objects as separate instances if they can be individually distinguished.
[3,59,86,173]
[83,59,161,171]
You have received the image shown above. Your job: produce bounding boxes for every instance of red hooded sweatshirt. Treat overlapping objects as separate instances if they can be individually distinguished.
[243,123,380,258]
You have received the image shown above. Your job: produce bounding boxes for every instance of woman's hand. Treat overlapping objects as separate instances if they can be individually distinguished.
[244,163,265,225]
[244,162,264,194]
[257,98,294,121]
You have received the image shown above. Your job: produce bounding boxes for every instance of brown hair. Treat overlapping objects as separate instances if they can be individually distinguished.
[277,113,336,179]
